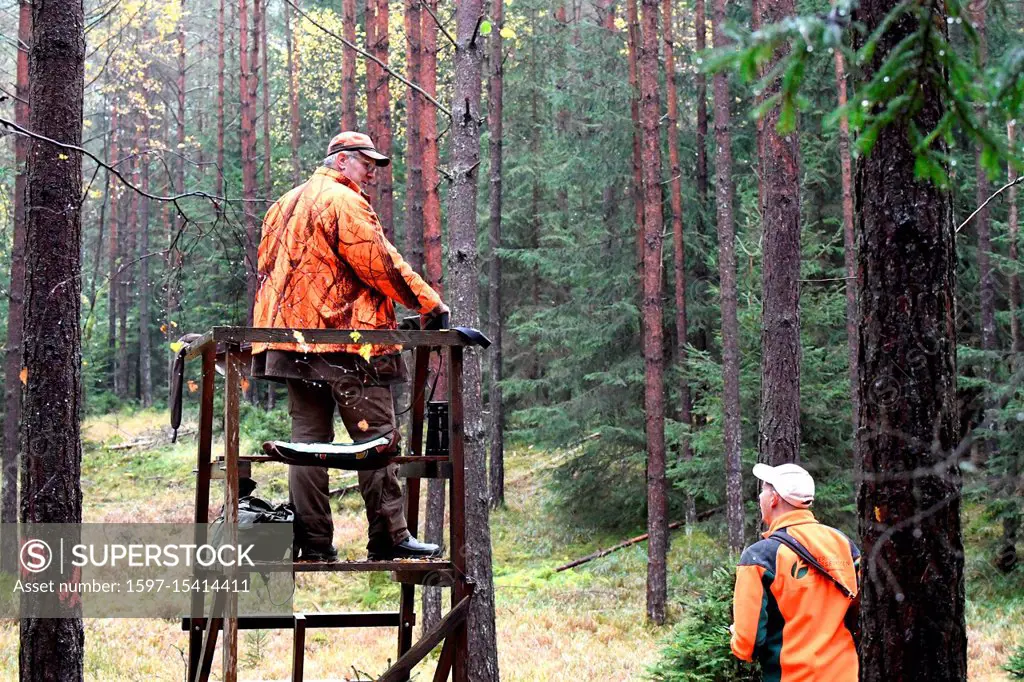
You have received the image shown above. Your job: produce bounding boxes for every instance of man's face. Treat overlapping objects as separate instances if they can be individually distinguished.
[338,152,376,186]
[758,483,778,524]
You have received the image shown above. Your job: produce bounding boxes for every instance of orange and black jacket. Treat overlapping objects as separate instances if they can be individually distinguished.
[252,167,441,356]
[730,510,860,682]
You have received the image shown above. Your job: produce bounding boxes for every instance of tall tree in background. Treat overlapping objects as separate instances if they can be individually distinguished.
[260,0,271,198]
[855,1,967,678]
[108,104,121,395]
[1,0,31,573]
[999,120,1020,573]
[638,0,667,625]
[420,0,445,633]
[835,47,858,445]
[694,0,708,230]
[20,0,86,677]
[341,0,357,130]
[449,0,499,673]
[626,0,644,283]
[405,0,425,273]
[663,0,694,526]
[285,0,302,185]
[368,0,395,239]
[240,0,260,319]
[139,97,153,407]
[488,0,506,509]
[972,2,997,467]
[217,0,226,196]
[713,0,744,554]
[756,0,801,466]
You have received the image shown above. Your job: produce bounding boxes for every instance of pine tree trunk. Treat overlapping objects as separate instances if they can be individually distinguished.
[712,0,744,554]
[285,0,302,185]
[694,0,708,231]
[240,0,260,324]
[217,0,226,197]
[404,0,424,273]
[487,0,505,510]
[855,3,966,679]
[341,0,357,130]
[420,0,445,632]
[449,0,499,675]
[120,145,138,400]
[167,0,186,345]
[756,0,800,466]
[371,0,394,241]
[638,0,667,625]
[20,0,85,674]
[998,120,1020,573]
[139,108,153,407]
[662,0,694,528]
[626,0,644,285]
[835,50,859,450]
[261,0,271,198]
[972,4,997,468]
[1,0,31,574]
[108,105,121,395]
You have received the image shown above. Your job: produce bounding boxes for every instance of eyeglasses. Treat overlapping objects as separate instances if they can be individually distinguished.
[349,154,375,172]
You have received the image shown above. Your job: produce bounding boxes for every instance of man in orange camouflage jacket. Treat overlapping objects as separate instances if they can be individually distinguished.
[251,131,448,562]
[730,463,860,681]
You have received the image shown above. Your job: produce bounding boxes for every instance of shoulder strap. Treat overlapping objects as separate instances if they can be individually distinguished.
[769,531,855,599]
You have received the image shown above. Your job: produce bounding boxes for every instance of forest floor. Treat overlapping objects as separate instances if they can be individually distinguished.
[0,405,1021,680]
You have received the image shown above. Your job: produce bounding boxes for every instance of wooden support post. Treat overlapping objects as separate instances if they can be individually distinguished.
[195,589,226,682]
[222,347,241,682]
[448,346,468,682]
[292,614,306,682]
[432,635,455,682]
[377,595,471,682]
[398,345,430,669]
[189,345,216,681]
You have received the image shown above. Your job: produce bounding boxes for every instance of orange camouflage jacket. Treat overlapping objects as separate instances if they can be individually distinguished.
[730,509,860,682]
[252,167,441,356]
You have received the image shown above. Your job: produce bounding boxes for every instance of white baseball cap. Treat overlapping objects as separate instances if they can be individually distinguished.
[752,463,815,508]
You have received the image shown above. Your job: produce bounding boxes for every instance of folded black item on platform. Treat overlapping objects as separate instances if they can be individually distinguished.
[211,493,295,564]
[263,437,394,471]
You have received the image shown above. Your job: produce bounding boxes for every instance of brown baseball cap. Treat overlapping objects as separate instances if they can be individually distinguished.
[327,131,390,166]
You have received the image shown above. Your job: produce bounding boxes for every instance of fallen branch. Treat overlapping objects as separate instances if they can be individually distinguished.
[329,482,359,498]
[555,506,724,572]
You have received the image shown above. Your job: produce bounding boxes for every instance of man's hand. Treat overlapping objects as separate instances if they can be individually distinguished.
[422,302,450,330]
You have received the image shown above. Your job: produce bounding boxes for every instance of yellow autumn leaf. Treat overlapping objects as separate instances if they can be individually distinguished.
[357,419,369,432]
[500,26,516,39]
[187,380,199,393]
[874,506,883,522]
[19,368,27,385]
[160,324,168,334]
[349,331,362,343]
[240,377,250,393]
[293,330,306,345]
[169,341,184,353]
[58,153,69,160]
[358,344,372,362]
